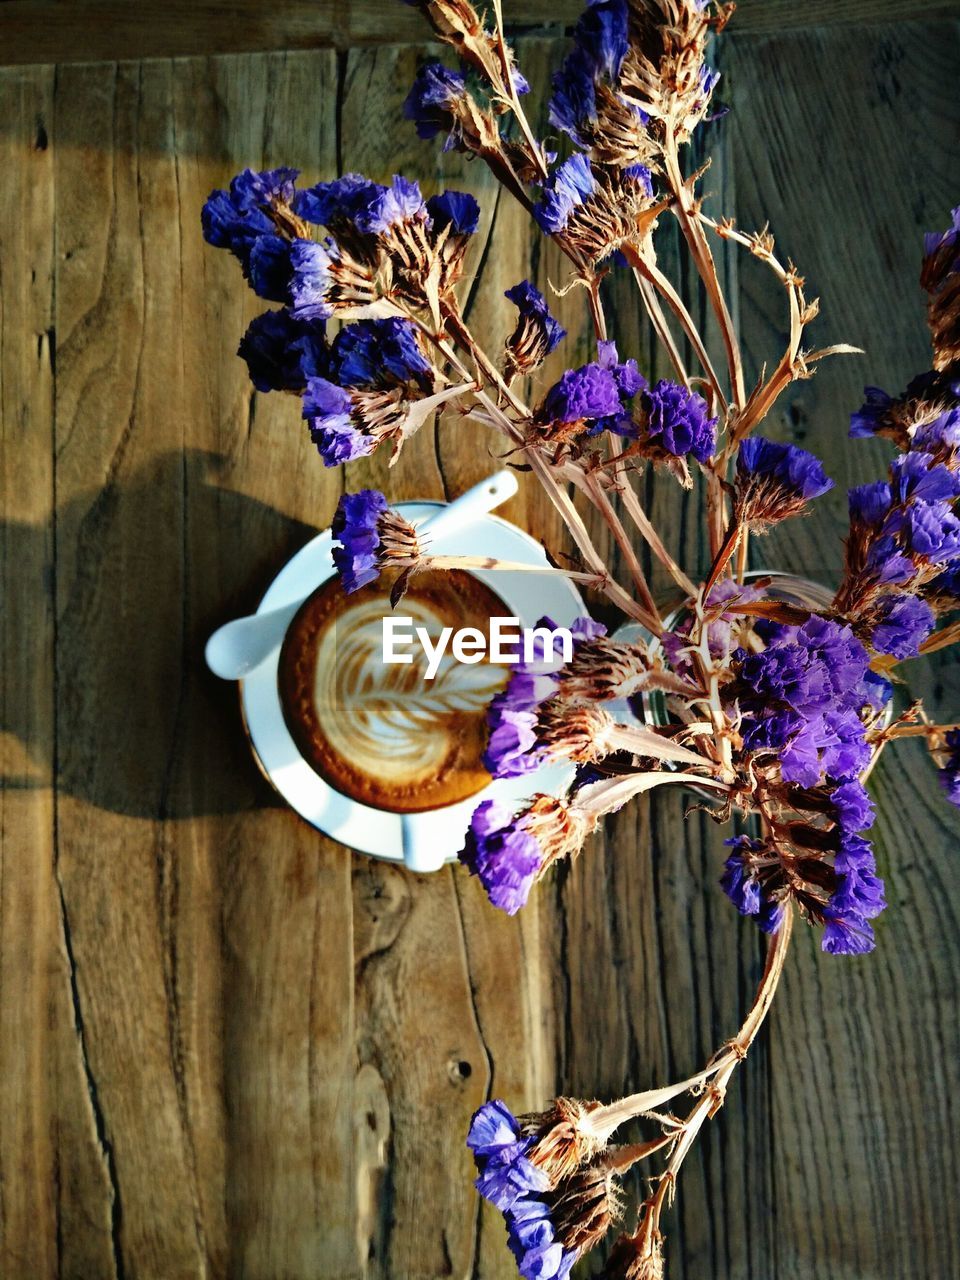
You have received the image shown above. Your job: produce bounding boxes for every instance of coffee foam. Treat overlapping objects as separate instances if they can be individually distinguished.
[278,570,509,813]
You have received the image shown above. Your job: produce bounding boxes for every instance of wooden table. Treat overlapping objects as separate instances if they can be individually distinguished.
[1,4,958,1277]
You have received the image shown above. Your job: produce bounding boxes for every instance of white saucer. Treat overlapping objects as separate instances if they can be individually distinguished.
[239,502,586,870]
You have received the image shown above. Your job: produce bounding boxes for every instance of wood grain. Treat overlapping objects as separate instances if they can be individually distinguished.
[1,1,959,68]
[0,13,957,1280]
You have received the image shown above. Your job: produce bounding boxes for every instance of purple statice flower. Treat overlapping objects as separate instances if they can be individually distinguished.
[638,378,717,463]
[913,403,960,456]
[302,379,371,465]
[821,911,877,956]
[848,480,892,528]
[484,617,606,778]
[467,1102,577,1280]
[824,823,886,956]
[237,309,327,393]
[427,190,481,237]
[201,167,299,257]
[733,616,874,789]
[868,593,936,658]
[302,320,436,465]
[483,670,559,779]
[596,339,644,397]
[403,60,467,143]
[328,317,433,391]
[541,342,640,434]
[461,800,546,914]
[830,780,875,833]
[245,233,296,302]
[330,490,389,592]
[534,153,597,235]
[294,172,427,236]
[504,280,566,374]
[288,239,336,320]
[899,500,960,564]
[849,386,894,439]
[549,0,634,150]
[720,836,764,916]
[890,452,960,504]
[735,436,834,526]
[937,729,960,807]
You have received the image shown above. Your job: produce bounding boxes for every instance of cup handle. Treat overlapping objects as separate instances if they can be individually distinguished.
[418,469,519,548]
[401,814,448,874]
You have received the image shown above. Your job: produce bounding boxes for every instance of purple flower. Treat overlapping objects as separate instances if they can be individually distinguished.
[246,233,296,302]
[237,309,327,392]
[427,190,481,237]
[294,172,427,236]
[736,437,834,524]
[913,404,960,455]
[302,378,372,465]
[534,154,596,235]
[201,167,298,255]
[849,385,894,439]
[937,729,960,807]
[504,280,566,371]
[483,670,559,778]
[328,317,433,390]
[288,238,336,319]
[868,593,935,658]
[541,342,639,433]
[830,780,875,833]
[461,800,545,914]
[890,452,960,504]
[821,911,876,956]
[640,379,717,463]
[544,364,623,423]
[468,1099,521,1156]
[720,837,763,916]
[732,616,873,790]
[403,60,467,142]
[848,481,892,527]
[548,0,633,150]
[901,500,960,563]
[467,1102,577,1280]
[330,489,389,592]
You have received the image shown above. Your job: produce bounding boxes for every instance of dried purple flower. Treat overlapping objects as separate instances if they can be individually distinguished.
[504,280,567,377]
[403,60,468,143]
[201,167,299,256]
[867,593,936,658]
[330,489,423,592]
[237,309,327,393]
[734,436,834,529]
[539,342,641,438]
[636,378,717,462]
[461,796,595,914]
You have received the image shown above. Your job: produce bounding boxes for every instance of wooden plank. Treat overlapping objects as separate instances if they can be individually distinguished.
[51,49,352,1278]
[337,42,553,1279]
[169,50,357,1280]
[724,21,960,1279]
[0,63,100,1280]
[1,0,959,68]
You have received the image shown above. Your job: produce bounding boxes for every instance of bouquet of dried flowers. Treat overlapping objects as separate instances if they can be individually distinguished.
[201,1,960,1274]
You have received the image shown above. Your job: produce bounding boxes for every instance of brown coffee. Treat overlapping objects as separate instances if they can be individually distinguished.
[278,570,510,813]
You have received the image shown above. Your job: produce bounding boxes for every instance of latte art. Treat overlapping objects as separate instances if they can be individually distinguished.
[278,570,510,812]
